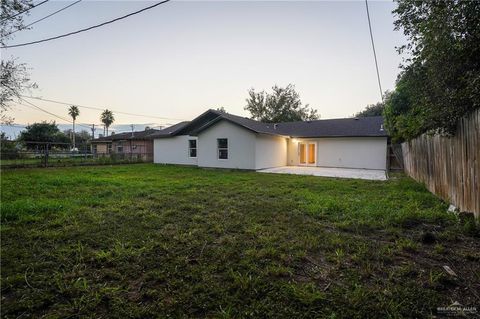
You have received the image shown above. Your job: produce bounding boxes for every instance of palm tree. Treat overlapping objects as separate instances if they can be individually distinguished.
[100,109,114,136]
[68,105,80,149]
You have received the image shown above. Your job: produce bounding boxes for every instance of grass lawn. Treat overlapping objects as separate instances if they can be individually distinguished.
[0,154,150,168]
[1,164,479,318]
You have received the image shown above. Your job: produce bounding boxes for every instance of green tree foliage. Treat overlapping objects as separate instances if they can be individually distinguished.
[1,132,18,158]
[63,129,91,151]
[1,132,16,151]
[1,0,37,125]
[385,0,480,142]
[245,84,319,123]
[355,101,385,117]
[100,109,114,136]
[18,122,70,149]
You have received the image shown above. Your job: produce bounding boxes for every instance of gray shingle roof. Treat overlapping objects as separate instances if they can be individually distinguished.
[190,110,280,135]
[147,121,191,138]
[151,110,388,139]
[91,128,161,142]
[274,116,387,137]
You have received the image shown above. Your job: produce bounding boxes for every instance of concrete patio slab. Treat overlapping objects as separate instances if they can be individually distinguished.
[257,166,387,181]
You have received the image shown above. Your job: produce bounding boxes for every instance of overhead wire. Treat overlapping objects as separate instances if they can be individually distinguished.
[12,100,173,134]
[0,0,49,22]
[17,98,92,130]
[20,95,186,121]
[4,0,83,37]
[2,0,171,49]
[365,0,383,102]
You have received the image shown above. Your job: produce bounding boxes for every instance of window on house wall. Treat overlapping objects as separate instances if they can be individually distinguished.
[189,139,197,158]
[217,138,228,159]
[92,144,97,154]
[107,143,112,153]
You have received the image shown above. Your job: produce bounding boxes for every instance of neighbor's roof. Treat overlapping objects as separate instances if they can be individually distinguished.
[91,128,160,142]
[150,110,388,139]
[147,121,191,138]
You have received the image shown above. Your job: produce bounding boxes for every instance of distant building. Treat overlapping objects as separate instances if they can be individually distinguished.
[91,129,160,160]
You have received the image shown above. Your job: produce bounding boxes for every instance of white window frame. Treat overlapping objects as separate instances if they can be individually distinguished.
[217,138,228,160]
[188,139,197,158]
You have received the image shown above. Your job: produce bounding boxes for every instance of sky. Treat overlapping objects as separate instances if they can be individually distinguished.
[2,0,407,135]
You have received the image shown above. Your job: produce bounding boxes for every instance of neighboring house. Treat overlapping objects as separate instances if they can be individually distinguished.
[91,129,160,159]
[149,110,389,171]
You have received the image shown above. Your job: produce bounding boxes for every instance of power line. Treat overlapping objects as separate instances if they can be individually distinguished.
[17,98,92,130]
[5,0,83,37]
[365,0,383,102]
[0,0,49,22]
[2,0,171,49]
[14,100,174,134]
[20,95,186,121]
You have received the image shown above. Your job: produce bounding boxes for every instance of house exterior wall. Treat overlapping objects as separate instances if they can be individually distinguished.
[254,134,288,169]
[197,120,256,170]
[112,140,153,154]
[154,135,198,166]
[287,137,388,170]
[92,143,110,154]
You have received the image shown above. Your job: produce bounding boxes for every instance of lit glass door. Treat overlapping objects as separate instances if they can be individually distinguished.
[299,142,316,166]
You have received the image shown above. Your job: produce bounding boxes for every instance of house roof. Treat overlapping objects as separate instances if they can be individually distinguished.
[152,110,388,139]
[189,110,280,136]
[91,128,161,143]
[147,121,191,138]
[274,116,387,138]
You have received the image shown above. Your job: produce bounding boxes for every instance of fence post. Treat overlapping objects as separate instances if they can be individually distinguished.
[44,144,49,167]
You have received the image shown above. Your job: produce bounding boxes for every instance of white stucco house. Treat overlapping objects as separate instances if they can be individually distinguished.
[149,109,389,171]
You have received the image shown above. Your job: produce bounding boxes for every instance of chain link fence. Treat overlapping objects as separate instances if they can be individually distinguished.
[1,149,153,168]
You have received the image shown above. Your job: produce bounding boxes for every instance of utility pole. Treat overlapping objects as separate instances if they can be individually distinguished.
[130,124,134,159]
[91,124,96,139]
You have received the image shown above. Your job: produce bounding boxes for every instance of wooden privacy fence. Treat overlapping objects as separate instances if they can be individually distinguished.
[402,108,480,219]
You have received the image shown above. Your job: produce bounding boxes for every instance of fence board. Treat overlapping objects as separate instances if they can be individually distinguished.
[401,108,480,219]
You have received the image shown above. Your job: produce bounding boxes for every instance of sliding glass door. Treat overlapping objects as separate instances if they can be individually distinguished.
[299,142,316,166]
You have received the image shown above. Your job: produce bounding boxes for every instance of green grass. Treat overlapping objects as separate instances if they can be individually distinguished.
[1,164,479,318]
[0,154,149,168]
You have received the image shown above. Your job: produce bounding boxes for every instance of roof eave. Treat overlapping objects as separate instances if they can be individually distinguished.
[289,134,389,138]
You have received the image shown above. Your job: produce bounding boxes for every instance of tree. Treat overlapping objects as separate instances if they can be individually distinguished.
[68,105,80,149]
[63,129,91,151]
[385,0,480,141]
[1,132,17,158]
[100,109,114,136]
[355,101,385,117]
[1,0,37,125]
[245,84,319,123]
[18,122,70,149]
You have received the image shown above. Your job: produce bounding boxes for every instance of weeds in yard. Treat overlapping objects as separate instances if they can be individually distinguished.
[1,164,479,318]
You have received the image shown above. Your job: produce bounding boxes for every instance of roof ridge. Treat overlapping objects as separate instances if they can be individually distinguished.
[277,116,384,125]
